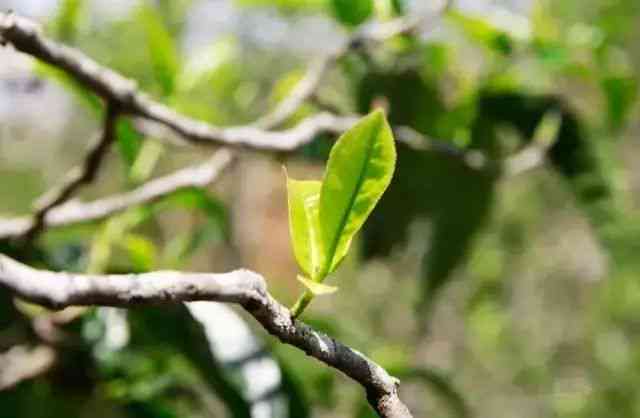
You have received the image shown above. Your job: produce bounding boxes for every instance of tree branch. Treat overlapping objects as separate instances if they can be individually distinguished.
[0,149,234,240]
[0,253,413,418]
[21,102,120,241]
[0,10,451,153]
[0,12,355,151]
[251,10,446,130]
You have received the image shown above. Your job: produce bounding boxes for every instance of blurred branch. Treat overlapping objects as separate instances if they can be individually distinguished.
[503,110,563,177]
[252,6,450,130]
[134,110,359,150]
[0,150,234,240]
[0,345,56,390]
[0,10,452,153]
[20,103,120,242]
[0,253,413,418]
[0,12,353,151]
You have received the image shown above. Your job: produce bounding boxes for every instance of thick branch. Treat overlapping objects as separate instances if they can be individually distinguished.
[0,253,412,418]
[0,150,233,240]
[21,103,119,241]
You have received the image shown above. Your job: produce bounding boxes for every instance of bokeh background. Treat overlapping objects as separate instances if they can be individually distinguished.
[1,0,639,417]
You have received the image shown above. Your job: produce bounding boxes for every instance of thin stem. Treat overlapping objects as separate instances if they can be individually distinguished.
[290,290,313,318]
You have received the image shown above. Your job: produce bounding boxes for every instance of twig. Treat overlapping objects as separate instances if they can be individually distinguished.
[0,150,234,240]
[0,253,413,418]
[21,103,120,241]
[136,111,359,151]
[252,56,335,130]
[251,9,444,130]
[260,1,454,129]
[503,110,562,177]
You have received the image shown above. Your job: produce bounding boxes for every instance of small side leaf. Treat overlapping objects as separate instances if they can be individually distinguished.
[286,173,323,278]
[319,110,396,274]
[297,275,338,296]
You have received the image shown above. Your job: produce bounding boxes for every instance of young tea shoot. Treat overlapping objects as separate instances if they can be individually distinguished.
[286,110,397,317]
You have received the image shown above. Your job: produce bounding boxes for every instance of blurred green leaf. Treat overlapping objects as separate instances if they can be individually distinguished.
[87,208,151,273]
[176,37,238,94]
[126,306,253,418]
[49,0,85,43]
[234,0,327,12]
[390,0,405,15]
[116,119,144,169]
[398,368,470,418]
[278,360,312,418]
[357,70,494,312]
[130,140,166,184]
[449,11,514,54]
[477,92,617,226]
[330,0,374,27]
[270,344,337,408]
[34,62,102,113]
[124,402,180,418]
[136,4,180,96]
[121,234,157,272]
[601,75,638,131]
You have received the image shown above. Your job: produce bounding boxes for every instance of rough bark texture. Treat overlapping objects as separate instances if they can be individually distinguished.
[0,254,412,418]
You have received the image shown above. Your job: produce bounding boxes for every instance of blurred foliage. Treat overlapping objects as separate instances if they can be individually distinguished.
[1,0,640,417]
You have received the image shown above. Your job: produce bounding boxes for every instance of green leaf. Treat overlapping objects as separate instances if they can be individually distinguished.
[49,0,85,43]
[176,37,237,94]
[391,0,406,15]
[116,119,144,169]
[330,0,374,27]
[601,75,638,131]
[136,5,180,96]
[286,174,323,278]
[124,307,253,418]
[448,11,514,54]
[319,110,396,275]
[34,63,101,113]
[130,140,166,184]
[121,233,157,272]
[235,0,326,12]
